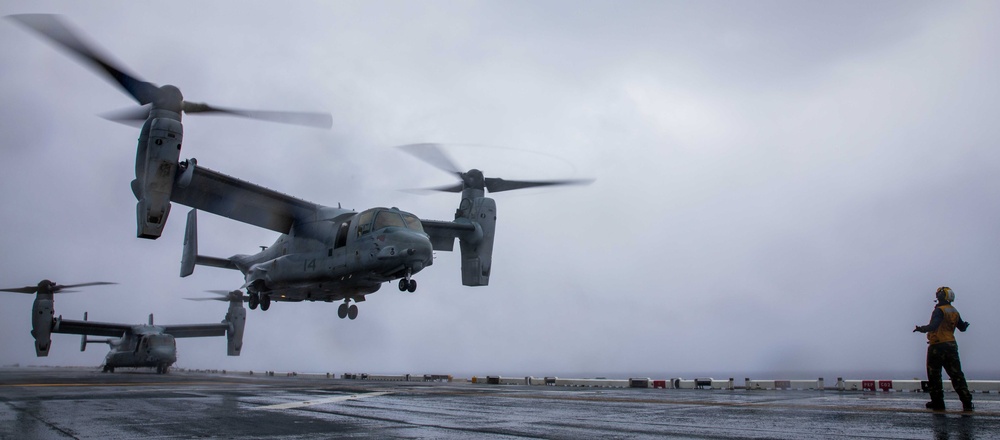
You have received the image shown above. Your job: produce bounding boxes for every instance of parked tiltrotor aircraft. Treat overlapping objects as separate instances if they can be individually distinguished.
[0,280,246,374]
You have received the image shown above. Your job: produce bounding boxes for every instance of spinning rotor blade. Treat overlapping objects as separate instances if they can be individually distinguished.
[186,290,250,302]
[485,177,595,193]
[8,14,159,105]
[427,183,466,193]
[57,282,117,290]
[182,102,333,129]
[398,143,463,176]
[100,105,151,127]
[11,14,333,129]
[0,280,116,294]
[398,143,594,193]
[0,286,38,294]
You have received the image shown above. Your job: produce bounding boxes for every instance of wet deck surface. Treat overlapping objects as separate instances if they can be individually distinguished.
[2,367,998,439]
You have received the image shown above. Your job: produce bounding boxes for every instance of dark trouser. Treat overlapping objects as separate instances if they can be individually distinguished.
[926,341,972,405]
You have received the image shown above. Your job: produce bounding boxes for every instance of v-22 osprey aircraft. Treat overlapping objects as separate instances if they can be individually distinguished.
[10,15,592,320]
[0,280,246,374]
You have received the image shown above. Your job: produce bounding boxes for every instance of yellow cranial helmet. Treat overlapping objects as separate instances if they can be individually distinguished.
[936,286,955,303]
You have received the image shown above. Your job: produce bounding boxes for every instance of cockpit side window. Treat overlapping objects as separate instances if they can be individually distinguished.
[334,221,350,248]
[356,210,376,237]
[402,213,424,232]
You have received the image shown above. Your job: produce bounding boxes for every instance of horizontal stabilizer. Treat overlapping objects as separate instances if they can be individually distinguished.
[197,256,239,270]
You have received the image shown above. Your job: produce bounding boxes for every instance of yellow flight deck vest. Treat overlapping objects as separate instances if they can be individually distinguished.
[927,304,961,345]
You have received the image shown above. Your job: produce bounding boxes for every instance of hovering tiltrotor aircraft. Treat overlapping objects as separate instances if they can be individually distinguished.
[0,280,246,374]
[173,145,589,319]
[10,15,592,320]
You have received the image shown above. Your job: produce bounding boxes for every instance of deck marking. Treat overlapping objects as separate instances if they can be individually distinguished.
[253,391,392,410]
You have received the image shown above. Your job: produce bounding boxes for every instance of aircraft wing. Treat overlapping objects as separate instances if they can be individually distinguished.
[420,219,477,251]
[162,323,229,338]
[52,318,129,338]
[171,160,321,234]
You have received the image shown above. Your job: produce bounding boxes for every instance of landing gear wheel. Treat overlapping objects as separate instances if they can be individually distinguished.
[347,304,359,320]
[248,292,259,310]
[260,294,271,311]
[338,303,348,319]
[399,278,417,292]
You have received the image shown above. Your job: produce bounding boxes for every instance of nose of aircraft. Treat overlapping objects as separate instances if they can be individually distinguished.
[151,345,177,363]
[377,229,434,271]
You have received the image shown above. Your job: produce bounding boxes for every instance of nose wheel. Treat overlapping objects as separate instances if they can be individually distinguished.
[338,301,359,320]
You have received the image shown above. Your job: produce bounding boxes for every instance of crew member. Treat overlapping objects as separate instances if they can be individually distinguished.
[913,286,973,411]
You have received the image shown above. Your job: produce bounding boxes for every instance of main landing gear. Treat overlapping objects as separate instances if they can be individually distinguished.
[398,274,417,293]
[247,291,271,311]
[338,300,358,320]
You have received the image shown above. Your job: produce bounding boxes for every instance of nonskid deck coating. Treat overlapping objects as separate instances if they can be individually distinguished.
[1,367,998,439]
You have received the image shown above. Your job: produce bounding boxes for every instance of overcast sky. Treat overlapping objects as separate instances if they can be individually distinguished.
[1,1,998,381]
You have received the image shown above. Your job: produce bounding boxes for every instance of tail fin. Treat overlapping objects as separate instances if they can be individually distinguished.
[181,209,240,277]
[181,209,198,277]
[79,313,113,351]
[80,312,88,351]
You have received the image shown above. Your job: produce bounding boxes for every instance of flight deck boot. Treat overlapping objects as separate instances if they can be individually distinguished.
[925,396,946,411]
[958,388,974,412]
[961,399,974,412]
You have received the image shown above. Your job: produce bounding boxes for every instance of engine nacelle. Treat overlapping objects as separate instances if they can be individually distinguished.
[135,117,183,239]
[226,299,246,356]
[459,197,496,286]
[30,296,54,357]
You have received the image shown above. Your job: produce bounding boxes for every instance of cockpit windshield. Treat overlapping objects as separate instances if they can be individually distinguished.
[357,208,424,236]
[148,335,174,347]
[374,211,406,230]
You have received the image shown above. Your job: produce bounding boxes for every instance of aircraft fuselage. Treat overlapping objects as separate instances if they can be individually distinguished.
[235,207,434,303]
[104,333,177,373]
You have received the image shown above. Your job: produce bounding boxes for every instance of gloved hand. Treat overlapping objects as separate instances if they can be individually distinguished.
[913,325,921,332]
